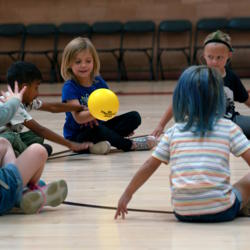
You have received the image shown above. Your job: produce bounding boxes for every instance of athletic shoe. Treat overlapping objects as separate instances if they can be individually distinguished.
[132,135,157,151]
[20,180,68,214]
[89,141,111,155]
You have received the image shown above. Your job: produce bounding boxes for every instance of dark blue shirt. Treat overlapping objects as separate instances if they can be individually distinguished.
[62,76,109,139]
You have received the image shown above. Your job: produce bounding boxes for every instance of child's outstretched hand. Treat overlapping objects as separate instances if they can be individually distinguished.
[0,81,27,102]
[114,192,132,220]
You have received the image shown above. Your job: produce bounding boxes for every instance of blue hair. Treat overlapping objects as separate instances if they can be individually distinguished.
[173,65,225,134]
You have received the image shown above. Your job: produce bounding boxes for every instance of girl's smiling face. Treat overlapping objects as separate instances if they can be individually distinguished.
[71,50,94,85]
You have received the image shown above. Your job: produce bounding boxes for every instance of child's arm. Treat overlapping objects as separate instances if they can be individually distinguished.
[24,119,91,152]
[114,156,161,219]
[151,104,173,138]
[39,102,84,113]
[66,99,96,124]
[241,148,250,166]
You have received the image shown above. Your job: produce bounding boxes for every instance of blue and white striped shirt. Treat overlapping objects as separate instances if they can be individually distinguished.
[152,118,250,216]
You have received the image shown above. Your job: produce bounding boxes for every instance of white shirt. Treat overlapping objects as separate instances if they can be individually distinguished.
[0,93,42,133]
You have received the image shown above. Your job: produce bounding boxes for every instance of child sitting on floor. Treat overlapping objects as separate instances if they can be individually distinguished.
[0,61,93,156]
[60,37,157,154]
[0,82,67,215]
[115,66,250,222]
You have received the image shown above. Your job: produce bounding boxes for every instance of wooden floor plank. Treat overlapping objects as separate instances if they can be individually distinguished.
[0,80,249,250]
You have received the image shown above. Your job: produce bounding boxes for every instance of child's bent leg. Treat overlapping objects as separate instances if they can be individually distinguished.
[76,125,133,151]
[105,111,141,137]
[0,138,16,166]
[20,131,53,156]
[233,172,250,212]
[14,144,47,187]
[20,130,44,145]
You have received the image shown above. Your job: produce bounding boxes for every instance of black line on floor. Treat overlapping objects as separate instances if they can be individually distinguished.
[63,201,173,214]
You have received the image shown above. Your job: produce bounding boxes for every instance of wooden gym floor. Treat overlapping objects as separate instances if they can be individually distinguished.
[0,80,249,250]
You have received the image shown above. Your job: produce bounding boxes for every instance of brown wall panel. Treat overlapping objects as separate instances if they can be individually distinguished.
[0,0,250,81]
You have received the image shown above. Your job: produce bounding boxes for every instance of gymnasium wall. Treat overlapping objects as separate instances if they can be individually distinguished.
[1,0,250,81]
[1,0,249,25]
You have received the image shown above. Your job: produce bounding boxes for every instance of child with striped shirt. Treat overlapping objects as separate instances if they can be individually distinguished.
[115,66,250,222]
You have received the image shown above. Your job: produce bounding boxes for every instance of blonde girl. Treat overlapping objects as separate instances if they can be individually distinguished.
[61,37,156,154]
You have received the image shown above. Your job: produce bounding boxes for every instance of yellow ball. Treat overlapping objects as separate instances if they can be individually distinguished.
[88,88,119,121]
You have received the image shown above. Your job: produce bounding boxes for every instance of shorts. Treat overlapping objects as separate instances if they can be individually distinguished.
[0,163,23,215]
[0,130,44,156]
[174,188,242,223]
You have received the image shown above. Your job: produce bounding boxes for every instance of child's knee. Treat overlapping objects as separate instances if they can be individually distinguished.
[0,137,11,145]
[28,143,48,161]
[130,111,141,126]
[0,138,12,153]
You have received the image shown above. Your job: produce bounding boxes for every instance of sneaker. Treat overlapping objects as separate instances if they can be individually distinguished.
[43,144,53,156]
[20,180,68,214]
[132,135,157,151]
[89,141,111,155]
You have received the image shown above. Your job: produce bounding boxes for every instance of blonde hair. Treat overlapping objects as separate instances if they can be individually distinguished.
[203,30,233,51]
[60,37,100,81]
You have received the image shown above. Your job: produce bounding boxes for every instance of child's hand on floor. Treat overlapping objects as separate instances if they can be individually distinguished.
[69,141,93,152]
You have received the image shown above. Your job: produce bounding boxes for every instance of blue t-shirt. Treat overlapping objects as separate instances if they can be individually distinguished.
[61,76,109,139]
